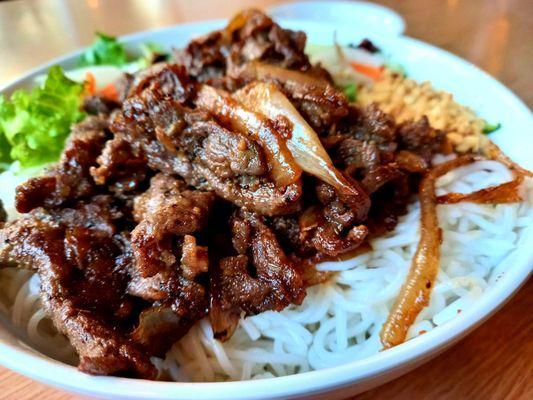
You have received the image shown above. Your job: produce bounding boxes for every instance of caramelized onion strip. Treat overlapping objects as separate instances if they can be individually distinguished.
[437,176,524,204]
[382,153,528,348]
[485,141,533,177]
[195,85,301,187]
[380,155,477,349]
[234,82,361,196]
[438,143,530,204]
[234,61,330,91]
[236,82,370,219]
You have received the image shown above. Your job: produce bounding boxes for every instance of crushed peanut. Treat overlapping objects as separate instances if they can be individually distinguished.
[357,69,489,153]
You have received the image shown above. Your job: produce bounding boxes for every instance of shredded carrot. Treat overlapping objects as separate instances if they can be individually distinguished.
[98,83,119,102]
[85,72,96,95]
[350,62,383,81]
[85,71,119,102]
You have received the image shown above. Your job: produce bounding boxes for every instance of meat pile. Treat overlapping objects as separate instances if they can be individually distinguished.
[0,10,447,378]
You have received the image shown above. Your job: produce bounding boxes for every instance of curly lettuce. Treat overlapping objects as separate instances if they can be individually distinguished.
[0,66,86,168]
[80,32,169,69]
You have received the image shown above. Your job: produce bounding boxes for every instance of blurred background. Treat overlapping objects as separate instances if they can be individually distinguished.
[0,0,531,106]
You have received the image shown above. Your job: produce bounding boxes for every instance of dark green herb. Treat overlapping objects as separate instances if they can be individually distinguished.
[482,122,501,134]
[342,84,358,102]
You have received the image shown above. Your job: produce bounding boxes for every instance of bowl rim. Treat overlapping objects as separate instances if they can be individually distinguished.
[268,0,406,36]
[0,18,532,400]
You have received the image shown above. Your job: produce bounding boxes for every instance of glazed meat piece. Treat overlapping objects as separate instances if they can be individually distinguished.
[124,237,210,356]
[194,84,300,187]
[397,116,447,163]
[266,178,370,261]
[361,165,404,194]
[329,104,445,179]
[173,30,229,87]
[297,182,369,258]
[334,105,446,172]
[182,120,302,215]
[336,104,398,159]
[15,116,109,213]
[225,9,310,71]
[182,119,267,179]
[130,173,214,278]
[83,95,120,115]
[363,153,433,234]
[90,131,149,197]
[130,63,197,101]
[334,138,381,172]
[103,65,302,216]
[324,103,448,235]
[304,217,369,258]
[177,9,349,133]
[210,210,305,340]
[289,84,349,134]
[114,72,136,101]
[126,174,215,353]
[175,9,311,86]
[270,215,312,256]
[0,196,156,378]
[82,73,134,115]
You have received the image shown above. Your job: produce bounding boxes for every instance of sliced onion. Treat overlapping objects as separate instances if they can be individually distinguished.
[380,152,529,348]
[382,150,530,348]
[484,141,533,177]
[235,62,334,95]
[195,85,301,187]
[437,176,523,204]
[380,155,477,349]
[234,82,362,197]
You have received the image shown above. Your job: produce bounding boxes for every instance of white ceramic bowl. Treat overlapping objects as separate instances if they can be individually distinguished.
[268,1,405,36]
[0,16,532,400]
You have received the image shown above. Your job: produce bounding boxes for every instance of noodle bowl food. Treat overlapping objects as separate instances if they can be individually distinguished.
[0,9,531,388]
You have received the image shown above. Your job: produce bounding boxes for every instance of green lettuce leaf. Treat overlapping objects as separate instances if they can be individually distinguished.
[0,66,86,168]
[80,32,169,71]
[79,32,127,66]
